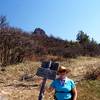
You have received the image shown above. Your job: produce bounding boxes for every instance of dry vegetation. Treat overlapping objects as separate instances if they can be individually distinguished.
[0,57,100,100]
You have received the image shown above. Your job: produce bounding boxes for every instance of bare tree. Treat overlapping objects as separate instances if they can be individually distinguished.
[0,16,8,29]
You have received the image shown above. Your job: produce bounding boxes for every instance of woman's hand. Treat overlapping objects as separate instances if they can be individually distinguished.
[72,87,77,100]
[47,86,54,92]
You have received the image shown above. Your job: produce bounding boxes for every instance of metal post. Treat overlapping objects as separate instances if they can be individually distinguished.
[38,78,47,100]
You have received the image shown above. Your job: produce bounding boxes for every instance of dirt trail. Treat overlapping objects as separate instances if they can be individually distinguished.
[0,84,39,100]
[0,90,10,100]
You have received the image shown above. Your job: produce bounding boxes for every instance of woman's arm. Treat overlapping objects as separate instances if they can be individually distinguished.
[72,87,77,100]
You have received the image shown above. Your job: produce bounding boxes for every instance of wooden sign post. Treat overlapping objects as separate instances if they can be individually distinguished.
[36,61,59,100]
[38,78,47,100]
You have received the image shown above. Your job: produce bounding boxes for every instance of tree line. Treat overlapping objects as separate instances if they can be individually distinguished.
[0,16,100,66]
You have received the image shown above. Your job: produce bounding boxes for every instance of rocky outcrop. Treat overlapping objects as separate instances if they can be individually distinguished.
[32,28,48,38]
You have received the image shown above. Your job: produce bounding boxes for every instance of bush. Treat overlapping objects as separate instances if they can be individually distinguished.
[84,67,100,80]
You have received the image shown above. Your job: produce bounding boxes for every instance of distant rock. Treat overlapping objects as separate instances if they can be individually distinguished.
[32,28,48,38]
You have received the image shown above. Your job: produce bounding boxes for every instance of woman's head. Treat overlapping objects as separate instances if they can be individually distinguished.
[57,66,70,79]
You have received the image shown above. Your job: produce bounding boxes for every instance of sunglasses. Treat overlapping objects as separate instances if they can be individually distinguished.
[58,70,66,73]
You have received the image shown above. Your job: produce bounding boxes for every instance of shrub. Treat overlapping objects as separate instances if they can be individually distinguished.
[84,67,100,80]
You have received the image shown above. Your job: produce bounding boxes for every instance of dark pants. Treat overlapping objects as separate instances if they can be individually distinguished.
[55,99,71,100]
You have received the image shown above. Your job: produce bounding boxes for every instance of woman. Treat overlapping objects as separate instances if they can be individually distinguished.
[49,66,77,100]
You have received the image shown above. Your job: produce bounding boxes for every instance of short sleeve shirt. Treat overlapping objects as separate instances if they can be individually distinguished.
[50,77,75,100]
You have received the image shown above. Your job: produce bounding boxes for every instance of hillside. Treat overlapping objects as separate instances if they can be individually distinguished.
[1,24,100,67]
[0,57,99,100]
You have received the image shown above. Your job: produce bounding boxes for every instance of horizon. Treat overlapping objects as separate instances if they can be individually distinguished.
[0,0,100,43]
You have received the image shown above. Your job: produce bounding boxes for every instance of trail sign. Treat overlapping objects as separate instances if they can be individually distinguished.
[37,61,59,100]
[36,61,59,80]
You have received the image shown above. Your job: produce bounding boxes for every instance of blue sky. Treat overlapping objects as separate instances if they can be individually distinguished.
[0,0,100,42]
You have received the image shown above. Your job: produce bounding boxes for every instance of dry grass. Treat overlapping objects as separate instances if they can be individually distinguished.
[0,56,100,100]
[77,80,100,100]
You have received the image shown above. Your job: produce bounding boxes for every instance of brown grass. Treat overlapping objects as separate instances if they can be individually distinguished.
[0,56,100,100]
